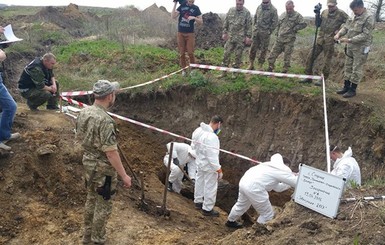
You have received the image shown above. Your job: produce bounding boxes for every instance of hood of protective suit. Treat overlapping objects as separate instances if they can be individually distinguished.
[269,153,292,172]
[200,122,213,133]
[334,147,353,168]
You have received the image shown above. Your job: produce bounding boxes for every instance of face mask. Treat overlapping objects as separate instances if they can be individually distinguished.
[214,128,222,135]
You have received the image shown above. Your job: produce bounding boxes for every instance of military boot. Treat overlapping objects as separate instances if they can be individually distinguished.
[337,80,351,95]
[343,83,357,98]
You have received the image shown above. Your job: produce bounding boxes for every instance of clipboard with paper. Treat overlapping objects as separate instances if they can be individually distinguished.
[0,24,23,45]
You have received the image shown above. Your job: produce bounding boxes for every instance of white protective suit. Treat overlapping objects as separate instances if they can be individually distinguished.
[331,147,361,188]
[193,122,221,212]
[163,142,196,193]
[228,153,298,224]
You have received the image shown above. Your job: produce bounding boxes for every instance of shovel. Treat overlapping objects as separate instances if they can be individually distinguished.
[117,144,141,189]
[139,171,149,211]
[176,164,193,182]
[156,142,173,217]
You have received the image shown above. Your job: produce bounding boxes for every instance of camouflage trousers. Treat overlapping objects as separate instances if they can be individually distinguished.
[222,40,245,68]
[344,45,369,84]
[20,82,59,109]
[268,39,295,70]
[83,164,117,244]
[305,43,335,79]
[249,30,272,65]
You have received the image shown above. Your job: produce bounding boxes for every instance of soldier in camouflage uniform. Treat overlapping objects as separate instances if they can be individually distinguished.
[76,80,132,245]
[267,1,307,73]
[301,0,348,85]
[334,0,374,98]
[220,0,252,77]
[247,0,278,70]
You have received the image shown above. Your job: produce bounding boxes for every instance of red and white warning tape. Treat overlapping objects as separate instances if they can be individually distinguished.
[60,66,188,97]
[61,63,321,98]
[189,63,322,80]
[61,90,93,97]
[62,96,261,164]
[119,66,188,91]
[61,64,322,164]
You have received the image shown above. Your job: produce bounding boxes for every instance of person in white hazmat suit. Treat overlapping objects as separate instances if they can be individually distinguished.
[164,142,197,193]
[226,153,298,228]
[192,115,224,217]
[330,145,361,188]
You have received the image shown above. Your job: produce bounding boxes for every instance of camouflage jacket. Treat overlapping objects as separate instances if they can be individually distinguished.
[223,7,252,43]
[338,9,375,48]
[18,57,54,90]
[276,11,307,42]
[252,3,278,35]
[317,8,349,45]
[76,104,117,173]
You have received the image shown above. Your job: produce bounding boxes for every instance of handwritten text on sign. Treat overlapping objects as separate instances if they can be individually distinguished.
[294,164,345,218]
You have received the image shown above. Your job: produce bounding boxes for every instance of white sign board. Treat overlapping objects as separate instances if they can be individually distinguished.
[293,164,345,218]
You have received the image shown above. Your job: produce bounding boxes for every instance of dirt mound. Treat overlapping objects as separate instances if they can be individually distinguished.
[195,12,224,50]
[161,11,224,51]
[28,4,99,36]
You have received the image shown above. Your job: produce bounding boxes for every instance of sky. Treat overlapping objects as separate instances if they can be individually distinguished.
[1,0,355,17]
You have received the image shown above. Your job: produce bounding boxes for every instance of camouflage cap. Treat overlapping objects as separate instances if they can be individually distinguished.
[327,0,337,6]
[93,80,120,97]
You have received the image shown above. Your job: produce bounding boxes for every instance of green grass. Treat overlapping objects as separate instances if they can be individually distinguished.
[0,6,41,17]
[51,40,333,96]
[364,177,385,187]
[53,40,180,91]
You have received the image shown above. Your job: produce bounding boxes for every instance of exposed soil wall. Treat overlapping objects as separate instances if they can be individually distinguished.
[115,85,385,187]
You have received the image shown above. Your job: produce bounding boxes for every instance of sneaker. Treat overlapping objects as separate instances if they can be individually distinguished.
[182,71,187,77]
[0,142,11,151]
[225,220,243,228]
[202,209,219,217]
[194,202,203,210]
[46,105,60,110]
[3,133,20,144]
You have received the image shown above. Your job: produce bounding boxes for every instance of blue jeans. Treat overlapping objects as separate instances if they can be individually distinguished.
[0,72,17,142]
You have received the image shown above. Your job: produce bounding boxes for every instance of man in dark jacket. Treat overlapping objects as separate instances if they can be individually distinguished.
[18,53,59,111]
